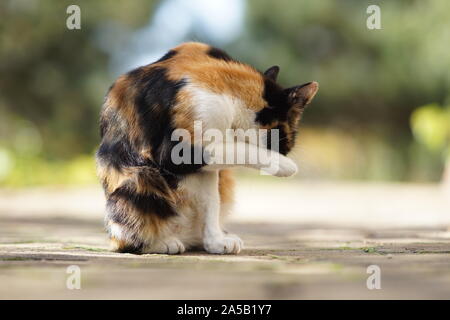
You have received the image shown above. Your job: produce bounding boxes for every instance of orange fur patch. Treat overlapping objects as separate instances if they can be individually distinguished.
[105,75,143,147]
[171,89,196,137]
[219,169,235,204]
[154,42,267,111]
[110,236,127,251]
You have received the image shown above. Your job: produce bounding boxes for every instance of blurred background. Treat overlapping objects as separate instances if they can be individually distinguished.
[0,0,449,186]
[1,0,450,300]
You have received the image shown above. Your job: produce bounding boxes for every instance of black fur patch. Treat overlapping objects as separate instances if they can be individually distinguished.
[154,50,177,64]
[160,141,207,175]
[109,181,178,219]
[207,47,235,62]
[266,125,289,155]
[256,79,290,125]
[133,67,184,157]
[257,78,301,155]
[131,66,206,175]
[97,139,144,170]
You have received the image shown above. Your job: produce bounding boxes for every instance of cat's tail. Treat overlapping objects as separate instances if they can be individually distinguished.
[99,164,180,253]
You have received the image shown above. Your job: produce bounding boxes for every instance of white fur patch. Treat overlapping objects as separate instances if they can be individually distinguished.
[188,85,237,132]
[186,85,257,134]
[109,222,123,240]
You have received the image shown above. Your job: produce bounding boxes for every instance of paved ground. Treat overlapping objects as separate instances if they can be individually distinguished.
[1,180,449,299]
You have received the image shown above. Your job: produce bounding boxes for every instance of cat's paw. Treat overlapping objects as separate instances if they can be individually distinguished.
[146,238,185,254]
[269,157,298,177]
[278,157,298,177]
[204,234,243,254]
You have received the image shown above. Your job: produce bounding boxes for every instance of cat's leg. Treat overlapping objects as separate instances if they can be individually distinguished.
[203,141,298,177]
[198,170,243,254]
[218,169,235,220]
[163,138,297,177]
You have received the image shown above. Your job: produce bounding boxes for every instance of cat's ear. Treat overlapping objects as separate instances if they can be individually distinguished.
[285,81,319,108]
[263,66,280,81]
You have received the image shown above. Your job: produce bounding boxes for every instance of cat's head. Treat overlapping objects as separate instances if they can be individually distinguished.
[256,66,318,155]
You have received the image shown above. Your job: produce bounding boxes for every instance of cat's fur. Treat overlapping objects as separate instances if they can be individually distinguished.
[96,42,318,254]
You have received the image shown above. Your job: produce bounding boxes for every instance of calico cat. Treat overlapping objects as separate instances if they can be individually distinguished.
[96,42,318,254]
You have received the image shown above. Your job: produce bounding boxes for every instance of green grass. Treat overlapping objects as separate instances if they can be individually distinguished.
[361,247,378,254]
[62,245,108,252]
[0,257,30,261]
[337,246,356,250]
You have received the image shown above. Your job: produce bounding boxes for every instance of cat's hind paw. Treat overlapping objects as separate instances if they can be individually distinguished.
[145,237,185,254]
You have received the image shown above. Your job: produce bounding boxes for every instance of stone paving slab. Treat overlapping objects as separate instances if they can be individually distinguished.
[0,182,449,299]
[1,217,450,299]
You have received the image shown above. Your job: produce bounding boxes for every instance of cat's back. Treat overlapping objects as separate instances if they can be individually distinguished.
[133,42,266,111]
[100,42,267,144]
[99,42,268,169]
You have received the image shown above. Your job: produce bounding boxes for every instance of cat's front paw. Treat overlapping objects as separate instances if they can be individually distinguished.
[271,157,298,177]
[204,234,243,254]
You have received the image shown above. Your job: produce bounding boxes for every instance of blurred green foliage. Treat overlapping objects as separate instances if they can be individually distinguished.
[411,104,450,158]
[231,0,449,181]
[0,0,449,186]
[0,0,157,186]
